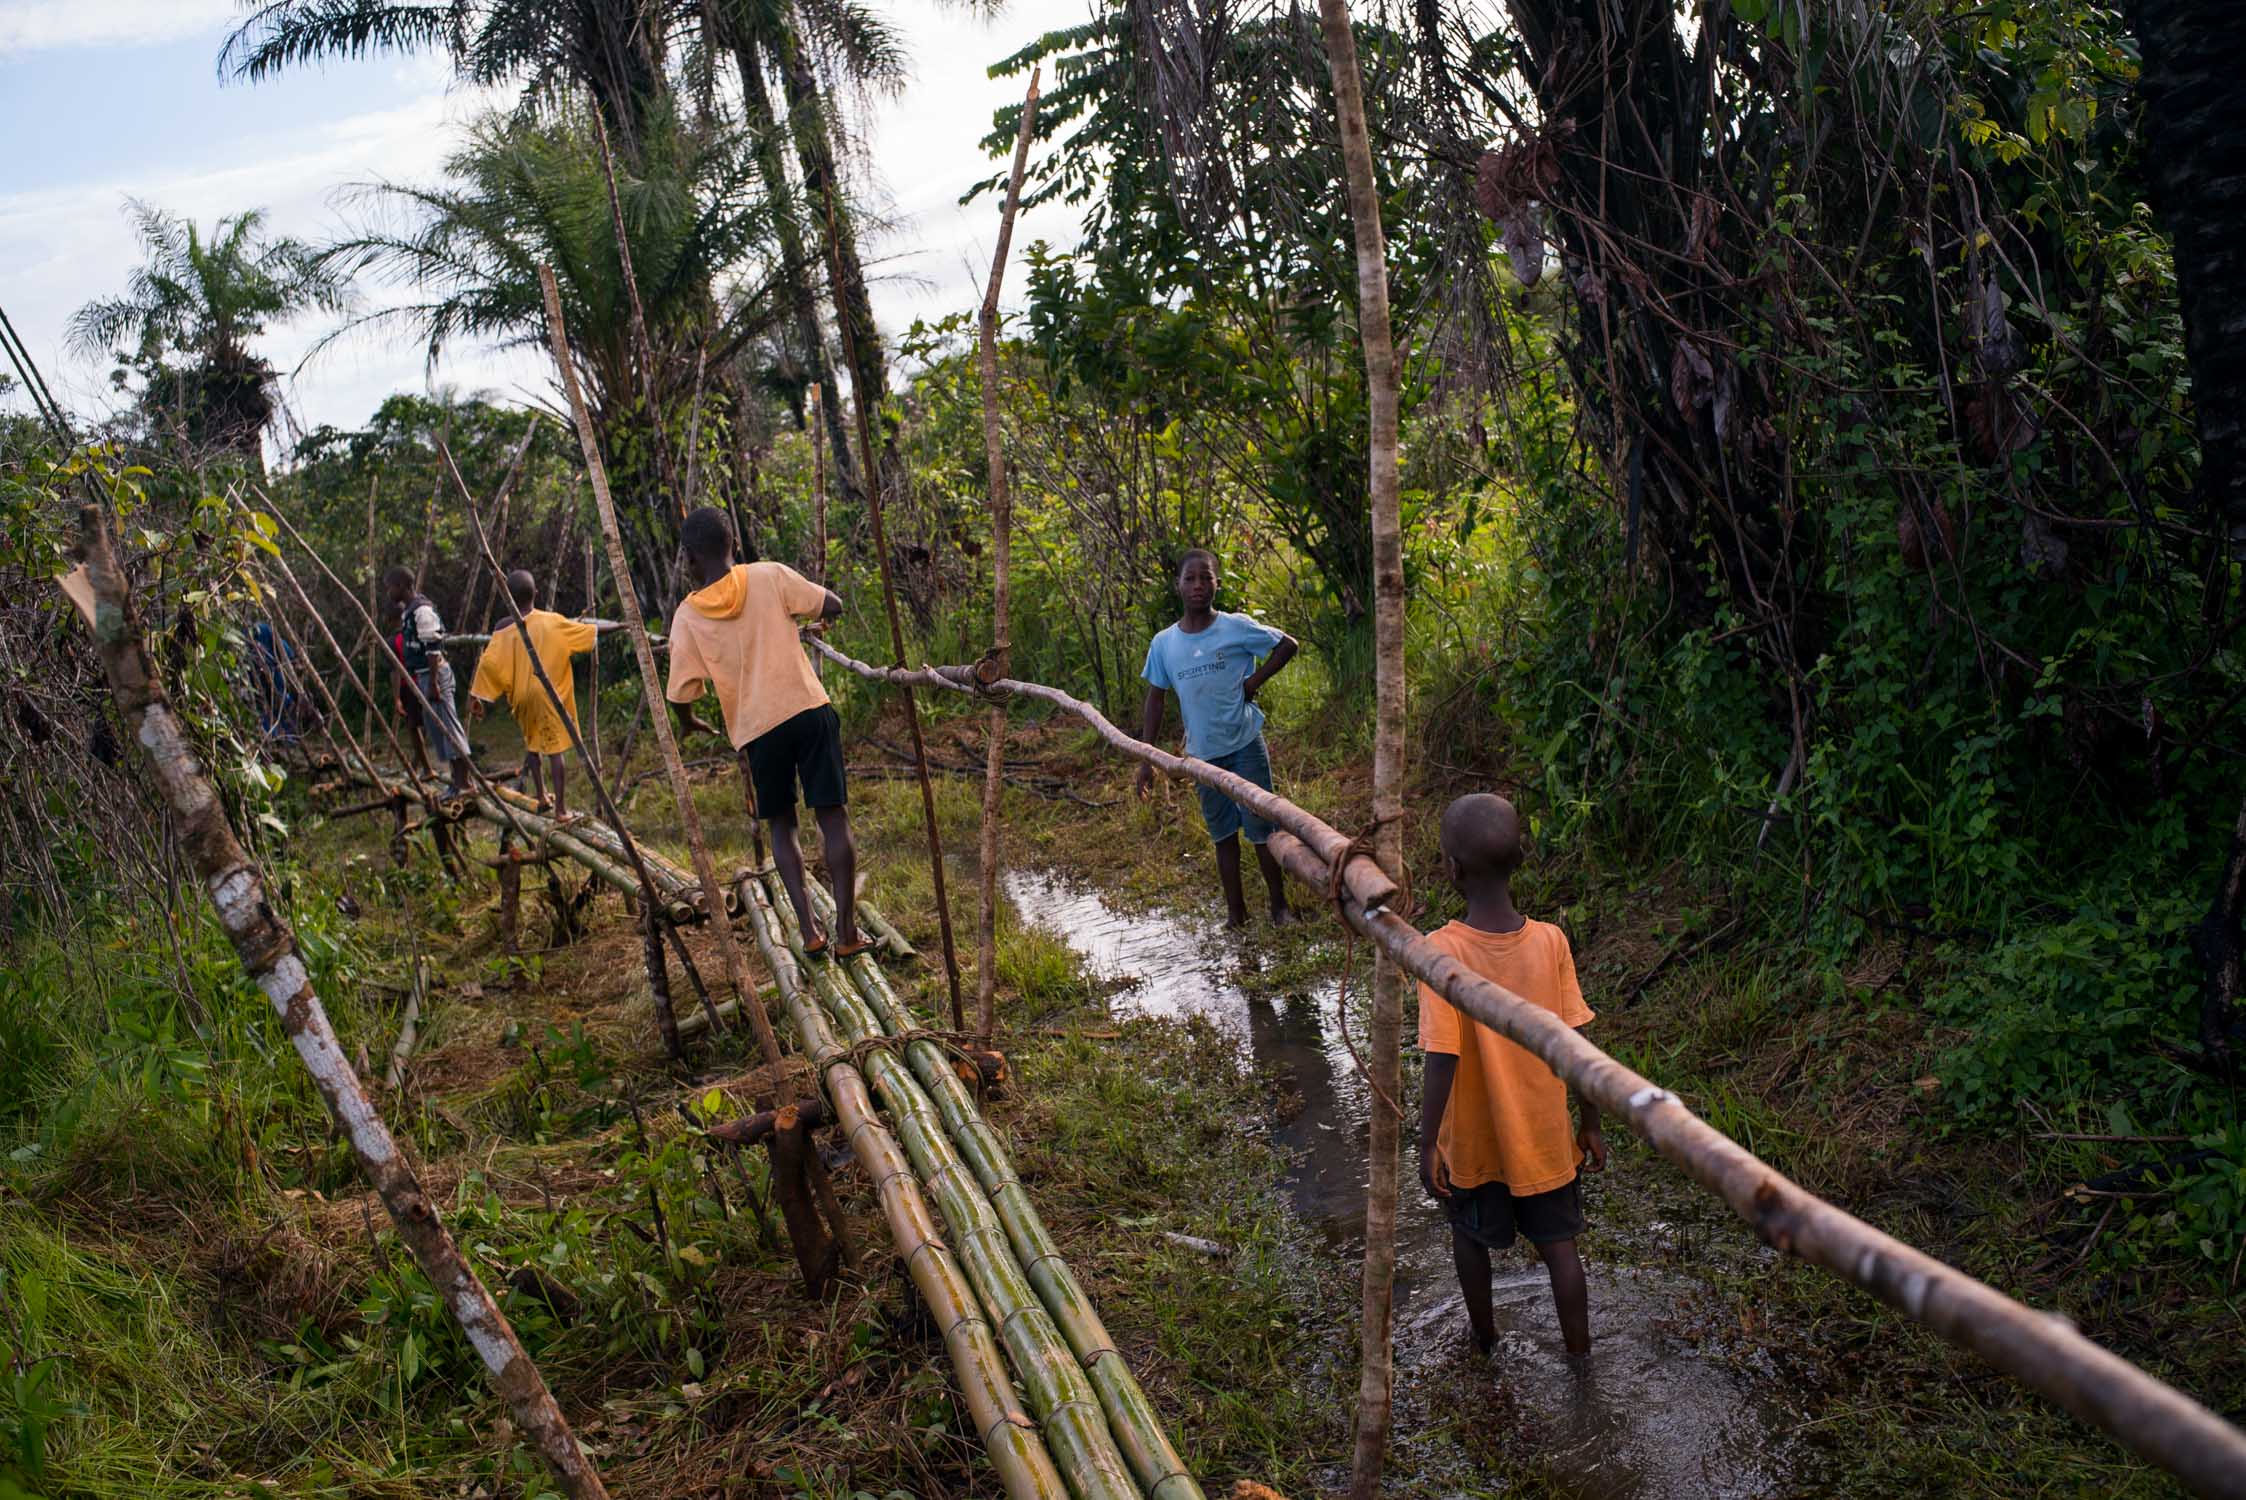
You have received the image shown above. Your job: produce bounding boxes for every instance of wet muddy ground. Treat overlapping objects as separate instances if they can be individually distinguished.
[1008,869,1809,1498]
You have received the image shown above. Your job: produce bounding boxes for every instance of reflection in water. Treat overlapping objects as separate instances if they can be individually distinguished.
[1008,869,1797,1499]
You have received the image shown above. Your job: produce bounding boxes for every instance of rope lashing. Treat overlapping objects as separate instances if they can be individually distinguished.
[1327,816,1408,1123]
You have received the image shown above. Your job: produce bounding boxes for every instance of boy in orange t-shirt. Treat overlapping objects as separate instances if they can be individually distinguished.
[468,568,599,818]
[1418,793,1607,1357]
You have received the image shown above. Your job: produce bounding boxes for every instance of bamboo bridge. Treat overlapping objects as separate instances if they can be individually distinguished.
[68,487,2246,1500]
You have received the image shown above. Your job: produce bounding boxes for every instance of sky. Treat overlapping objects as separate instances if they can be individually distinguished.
[0,0,1088,443]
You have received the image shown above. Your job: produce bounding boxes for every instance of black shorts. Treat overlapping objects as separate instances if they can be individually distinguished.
[743,704,847,818]
[1444,1176,1585,1250]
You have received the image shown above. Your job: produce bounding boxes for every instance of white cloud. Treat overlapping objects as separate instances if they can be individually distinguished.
[0,71,525,438]
[0,0,238,55]
[0,1,1086,442]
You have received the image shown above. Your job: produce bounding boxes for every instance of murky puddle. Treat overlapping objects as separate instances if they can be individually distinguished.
[1008,869,1802,1498]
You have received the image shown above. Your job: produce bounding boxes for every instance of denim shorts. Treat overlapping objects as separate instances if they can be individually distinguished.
[1199,734,1276,846]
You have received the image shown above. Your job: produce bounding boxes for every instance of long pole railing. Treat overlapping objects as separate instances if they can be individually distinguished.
[805,636,2246,1500]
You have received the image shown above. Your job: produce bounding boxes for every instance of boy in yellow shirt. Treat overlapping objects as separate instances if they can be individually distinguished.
[663,508,865,957]
[1418,792,1607,1358]
[468,569,598,818]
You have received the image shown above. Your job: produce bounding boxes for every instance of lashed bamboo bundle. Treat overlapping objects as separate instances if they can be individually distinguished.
[799,880,1201,1500]
[750,873,1147,1500]
[733,877,1069,1499]
[475,784,702,916]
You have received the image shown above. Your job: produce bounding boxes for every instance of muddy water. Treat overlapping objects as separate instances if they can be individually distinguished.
[1008,869,1800,1499]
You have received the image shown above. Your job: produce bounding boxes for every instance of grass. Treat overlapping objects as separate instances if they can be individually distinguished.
[5,682,2239,1499]
[0,708,1335,1500]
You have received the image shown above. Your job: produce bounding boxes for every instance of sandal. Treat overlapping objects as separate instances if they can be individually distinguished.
[832,936,875,960]
[802,932,831,958]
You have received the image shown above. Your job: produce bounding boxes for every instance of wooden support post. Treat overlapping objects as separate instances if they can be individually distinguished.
[821,200,966,1028]
[71,504,609,1500]
[442,439,718,1053]
[362,476,379,747]
[766,1103,841,1298]
[639,904,676,1053]
[1315,1,1408,1493]
[498,825,522,954]
[583,537,601,770]
[974,68,1040,1040]
[536,262,786,1070]
[809,383,827,586]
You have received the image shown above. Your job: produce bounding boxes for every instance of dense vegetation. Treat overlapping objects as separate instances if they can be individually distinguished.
[3,1,2243,1496]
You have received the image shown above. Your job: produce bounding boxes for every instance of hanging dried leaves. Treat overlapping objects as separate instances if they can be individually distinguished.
[1474,130,1563,287]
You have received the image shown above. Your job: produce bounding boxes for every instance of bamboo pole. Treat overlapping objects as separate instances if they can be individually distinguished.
[809,645,2246,1498]
[537,261,786,1069]
[810,383,827,586]
[858,900,916,961]
[735,877,1070,1500]
[806,641,1398,914]
[443,439,729,1044]
[974,68,1041,1040]
[584,538,602,770]
[1261,828,2246,1500]
[250,503,430,800]
[820,195,966,1026]
[1314,1,1407,1491]
[800,879,1202,1500]
[72,504,609,1500]
[459,429,533,634]
[439,620,631,650]
[362,475,379,746]
[751,874,1143,1500]
[250,490,556,864]
[591,115,685,523]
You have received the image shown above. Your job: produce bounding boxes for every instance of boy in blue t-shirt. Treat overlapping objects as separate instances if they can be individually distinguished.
[1134,548,1301,927]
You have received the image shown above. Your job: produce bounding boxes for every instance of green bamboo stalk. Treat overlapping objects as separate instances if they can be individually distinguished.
[800,881,1203,1500]
[484,783,703,910]
[734,878,1068,1500]
[858,899,918,960]
[760,876,1144,1500]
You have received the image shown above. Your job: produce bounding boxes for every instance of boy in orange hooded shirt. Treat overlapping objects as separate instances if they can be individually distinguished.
[664,507,864,957]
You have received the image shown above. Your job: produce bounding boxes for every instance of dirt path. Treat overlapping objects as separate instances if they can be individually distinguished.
[1006,867,1810,1498]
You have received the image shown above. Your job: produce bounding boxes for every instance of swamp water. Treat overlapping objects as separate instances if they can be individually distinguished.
[1006,869,1805,1499]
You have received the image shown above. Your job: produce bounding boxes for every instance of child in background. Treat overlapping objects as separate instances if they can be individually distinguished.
[1133,548,1300,928]
[1418,792,1607,1358]
[383,566,470,795]
[468,568,598,818]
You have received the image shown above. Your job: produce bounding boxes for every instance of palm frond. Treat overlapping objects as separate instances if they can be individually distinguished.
[218,0,466,82]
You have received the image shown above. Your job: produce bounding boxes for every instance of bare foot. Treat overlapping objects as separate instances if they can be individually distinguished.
[1224,911,1251,932]
[1269,903,1297,927]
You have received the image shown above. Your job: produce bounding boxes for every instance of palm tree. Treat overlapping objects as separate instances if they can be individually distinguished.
[224,0,989,499]
[318,103,788,603]
[222,1,679,162]
[67,201,353,469]
[707,0,910,498]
